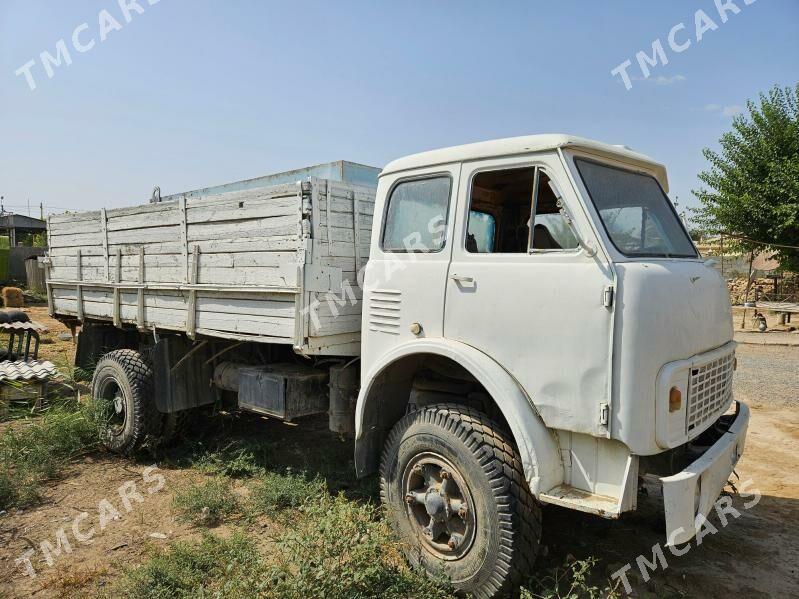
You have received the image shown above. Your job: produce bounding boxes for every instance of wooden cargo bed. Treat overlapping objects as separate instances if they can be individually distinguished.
[46,179,376,356]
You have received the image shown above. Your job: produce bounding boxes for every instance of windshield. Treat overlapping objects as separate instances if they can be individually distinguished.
[575,158,697,258]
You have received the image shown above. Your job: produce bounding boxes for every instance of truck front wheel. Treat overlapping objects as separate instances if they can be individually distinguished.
[380,403,541,598]
[92,349,160,454]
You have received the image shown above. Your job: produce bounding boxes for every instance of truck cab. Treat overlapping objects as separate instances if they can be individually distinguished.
[355,135,748,596]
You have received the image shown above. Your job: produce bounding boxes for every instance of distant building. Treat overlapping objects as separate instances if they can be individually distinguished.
[0,212,46,247]
[0,212,47,283]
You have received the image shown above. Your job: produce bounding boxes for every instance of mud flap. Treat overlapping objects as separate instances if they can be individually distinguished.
[152,337,216,413]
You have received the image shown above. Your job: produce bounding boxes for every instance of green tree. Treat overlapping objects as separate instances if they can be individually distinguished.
[693,83,799,271]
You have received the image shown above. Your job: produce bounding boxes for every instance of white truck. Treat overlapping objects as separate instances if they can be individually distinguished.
[45,136,748,597]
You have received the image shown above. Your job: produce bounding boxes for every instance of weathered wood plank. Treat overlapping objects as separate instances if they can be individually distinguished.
[54,252,298,269]
[179,196,189,283]
[49,218,103,235]
[48,246,106,257]
[318,212,372,229]
[319,226,356,243]
[137,247,145,329]
[187,245,199,338]
[106,210,182,231]
[187,196,300,224]
[52,288,297,318]
[316,196,375,215]
[311,314,362,335]
[319,256,356,270]
[197,266,296,287]
[313,283,363,300]
[180,184,301,209]
[54,264,299,286]
[50,255,107,267]
[317,240,370,258]
[54,298,296,337]
[190,237,301,254]
[305,331,361,356]
[48,231,104,246]
[49,210,102,224]
[107,202,178,218]
[52,237,301,256]
[100,208,110,280]
[48,178,376,355]
[76,249,84,321]
[187,216,300,242]
[107,225,183,246]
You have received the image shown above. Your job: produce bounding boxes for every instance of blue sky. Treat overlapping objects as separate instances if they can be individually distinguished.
[1,1,797,218]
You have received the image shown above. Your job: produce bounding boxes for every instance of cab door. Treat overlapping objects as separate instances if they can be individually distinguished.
[361,164,460,375]
[443,153,614,437]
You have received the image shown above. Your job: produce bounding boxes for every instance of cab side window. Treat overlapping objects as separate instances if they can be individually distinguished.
[382,176,451,252]
[465,167,578,253]
[467,167,535,253]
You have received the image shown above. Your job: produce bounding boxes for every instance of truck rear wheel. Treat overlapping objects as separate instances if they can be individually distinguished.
[92,349,160,454]
[380,403,541,598]
[160,410,194,445]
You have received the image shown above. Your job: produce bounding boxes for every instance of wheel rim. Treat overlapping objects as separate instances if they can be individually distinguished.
[401,451,477,561]
[96,375,127,436]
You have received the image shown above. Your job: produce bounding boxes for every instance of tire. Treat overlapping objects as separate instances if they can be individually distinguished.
[92,349,160,454]
[380,403,541,598]
[160,410,193,445]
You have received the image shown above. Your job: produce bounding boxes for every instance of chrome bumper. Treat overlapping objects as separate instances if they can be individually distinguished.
[660,401,749,546]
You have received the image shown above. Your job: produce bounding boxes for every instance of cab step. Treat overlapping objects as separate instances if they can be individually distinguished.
[539,485,621,519]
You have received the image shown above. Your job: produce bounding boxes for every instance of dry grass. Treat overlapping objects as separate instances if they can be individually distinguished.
[0,400,101,509]
[40,565,109,593]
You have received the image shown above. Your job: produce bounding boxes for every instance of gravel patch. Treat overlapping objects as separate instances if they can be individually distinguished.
[733,344,799,408]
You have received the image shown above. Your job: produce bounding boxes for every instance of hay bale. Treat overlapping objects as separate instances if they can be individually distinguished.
[2,287,24,308]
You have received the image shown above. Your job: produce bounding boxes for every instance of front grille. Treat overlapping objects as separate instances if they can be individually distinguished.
[686,351,735,434]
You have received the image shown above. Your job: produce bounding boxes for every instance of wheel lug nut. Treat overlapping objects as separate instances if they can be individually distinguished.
[404,493,414,504]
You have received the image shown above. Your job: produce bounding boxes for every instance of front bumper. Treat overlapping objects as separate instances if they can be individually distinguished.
[660,401,749,546]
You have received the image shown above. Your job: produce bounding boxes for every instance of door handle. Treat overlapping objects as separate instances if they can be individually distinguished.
[450,274,474,284]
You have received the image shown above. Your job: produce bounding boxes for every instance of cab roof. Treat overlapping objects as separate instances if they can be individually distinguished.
[382,134,669,192]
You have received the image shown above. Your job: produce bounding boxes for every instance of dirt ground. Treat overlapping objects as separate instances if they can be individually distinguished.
[0,306,797,597]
